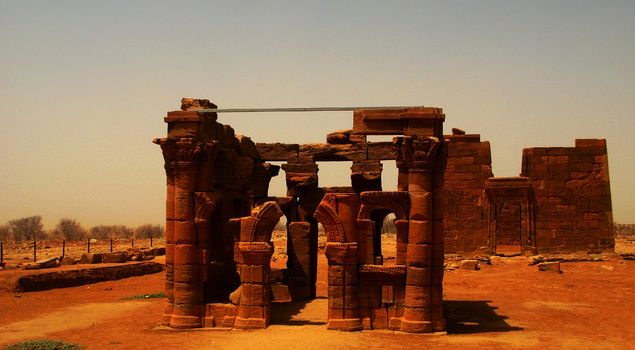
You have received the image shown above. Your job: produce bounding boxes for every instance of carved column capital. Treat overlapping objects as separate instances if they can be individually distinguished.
[153,138,217,170]
[393,136,442,171]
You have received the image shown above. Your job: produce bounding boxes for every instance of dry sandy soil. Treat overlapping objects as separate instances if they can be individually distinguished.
[1,237,634,350]
[1,239,163,266]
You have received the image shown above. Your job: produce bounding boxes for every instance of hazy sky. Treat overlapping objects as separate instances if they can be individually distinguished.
[1,1,633,229]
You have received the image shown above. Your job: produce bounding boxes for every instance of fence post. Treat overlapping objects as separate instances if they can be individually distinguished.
[33,239,36,262]
[1,241,3,265]
[110,238,113,253]
[87,239,91,254]
[62,240,66,258]
[131,238,134,248]
[150,236,153,248]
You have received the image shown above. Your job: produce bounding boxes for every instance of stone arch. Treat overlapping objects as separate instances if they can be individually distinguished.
[314,193,346,242]
[241,201,283,243]
[358,191,409,221]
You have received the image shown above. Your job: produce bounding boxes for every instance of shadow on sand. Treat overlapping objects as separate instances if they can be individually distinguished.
[270,297,329,326]
[271,298,521,333]
[444,300,523,334]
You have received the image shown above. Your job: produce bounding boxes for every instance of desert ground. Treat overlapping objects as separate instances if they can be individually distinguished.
[1,235,634,350]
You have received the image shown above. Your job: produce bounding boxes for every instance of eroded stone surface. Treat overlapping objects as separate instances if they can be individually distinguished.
[155,98,613,333]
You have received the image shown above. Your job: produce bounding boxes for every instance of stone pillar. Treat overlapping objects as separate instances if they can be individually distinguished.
[394,135,445,333]
[235,242,274,329]
[324,242,360,331]
[315,193,362,331]
[234,202,283,329]
[282,159,321,300]
[154,137,216,329]
[287,221,313,300]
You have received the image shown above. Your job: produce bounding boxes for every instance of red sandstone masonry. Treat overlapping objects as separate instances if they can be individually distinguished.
[521,139,614,254]
[442,134,492,254]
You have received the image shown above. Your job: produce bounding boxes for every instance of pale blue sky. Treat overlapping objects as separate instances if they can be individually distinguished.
[1,1,633,228]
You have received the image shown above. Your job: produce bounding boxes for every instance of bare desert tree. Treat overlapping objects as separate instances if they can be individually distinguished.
[8,215,45,241]
[0,224,10,240]
[89,225,133,239]
[54,218,87,241]
[135,224,164,239]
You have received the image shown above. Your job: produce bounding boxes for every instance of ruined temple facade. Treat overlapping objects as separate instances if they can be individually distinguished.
[443,131,614,255]
[154,98,613,331]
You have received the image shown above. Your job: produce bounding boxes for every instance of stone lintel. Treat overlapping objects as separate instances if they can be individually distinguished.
[299,143,366,162]
[256,142,397,162]
[352,107,445,136]
[165,110,217,123]
[485,177,531,188]
[485,177,532,199]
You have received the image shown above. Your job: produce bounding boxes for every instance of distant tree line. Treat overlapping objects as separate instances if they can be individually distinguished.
[0,215,164,241]
[615,223,635,237]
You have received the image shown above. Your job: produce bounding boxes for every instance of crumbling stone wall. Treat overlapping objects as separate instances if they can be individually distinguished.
[521,139,614,253]
[441,134,613,256]
[442,131,493,254]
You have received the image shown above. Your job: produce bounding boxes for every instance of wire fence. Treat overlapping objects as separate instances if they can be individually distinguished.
[0,238,164,265]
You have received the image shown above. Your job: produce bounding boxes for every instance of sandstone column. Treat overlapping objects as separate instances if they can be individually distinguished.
[154,105,217,329]
[395,136,444,333]
[315,193,362,331]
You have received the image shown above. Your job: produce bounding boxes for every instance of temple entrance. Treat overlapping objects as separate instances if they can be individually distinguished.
[494,203,522,255]
[485,177,535,256]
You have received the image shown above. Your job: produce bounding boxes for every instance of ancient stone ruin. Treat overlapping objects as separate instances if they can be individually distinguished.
[443,131,614,255]
[154,98,613,331]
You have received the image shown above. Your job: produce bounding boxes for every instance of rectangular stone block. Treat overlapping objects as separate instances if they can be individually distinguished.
[575,139,606,148]
[241,283,270,306]
[328,265,358,286]
[299,143,366,162]
[408,220,433,244]
[255,143,299,161]
[367,142,395,160]
[405,243,432,266]
[173,221,196,244]
[174,264,201,283]
[372,307,388,329]
[173,282,203,305]
[405,285,431,307]
[236,305,266,319]
[173,244,199,265]
[173,191,194,221]
[406,266,431,286]
[328,286,359,309]
[101,252,127,264]
[409,192,433,221]
[240,264,268,284]
[270,283,292,302]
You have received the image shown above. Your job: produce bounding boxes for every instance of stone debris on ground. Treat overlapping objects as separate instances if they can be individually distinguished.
[459,259,480,270]
[537,261,562,273]
[22,257,60,270]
